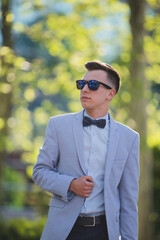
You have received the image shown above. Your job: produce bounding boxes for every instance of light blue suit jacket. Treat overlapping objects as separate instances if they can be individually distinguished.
[32,110,139,240]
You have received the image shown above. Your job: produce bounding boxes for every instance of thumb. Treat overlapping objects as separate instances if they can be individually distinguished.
[85,176,94,183]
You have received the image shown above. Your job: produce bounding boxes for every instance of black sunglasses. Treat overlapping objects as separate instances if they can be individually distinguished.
[76,80,112,91]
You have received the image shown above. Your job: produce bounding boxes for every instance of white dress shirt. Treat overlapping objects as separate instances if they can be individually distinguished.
[80,111,110,216]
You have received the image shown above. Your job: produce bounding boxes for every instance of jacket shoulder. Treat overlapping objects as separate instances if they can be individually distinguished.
[48,111,82,126]
[115,120,139,137]
[50,112,76,121]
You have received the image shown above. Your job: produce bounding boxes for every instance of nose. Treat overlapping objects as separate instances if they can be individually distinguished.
[82,83,90,92]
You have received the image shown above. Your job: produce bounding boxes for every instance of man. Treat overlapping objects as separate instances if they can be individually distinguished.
[32,60,139,240]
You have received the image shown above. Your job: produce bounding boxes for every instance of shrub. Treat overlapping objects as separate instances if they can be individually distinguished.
[0,217,46,240]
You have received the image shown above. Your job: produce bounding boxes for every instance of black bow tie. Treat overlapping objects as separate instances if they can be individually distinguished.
[83,116,106,128]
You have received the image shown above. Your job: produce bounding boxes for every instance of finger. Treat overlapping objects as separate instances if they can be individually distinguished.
[85,182,94,188]
[84,193,90,198]
[84,189,92,193]
[84,186,93,191]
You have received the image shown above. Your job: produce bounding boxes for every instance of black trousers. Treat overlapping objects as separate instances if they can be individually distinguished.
[66,221,108,240]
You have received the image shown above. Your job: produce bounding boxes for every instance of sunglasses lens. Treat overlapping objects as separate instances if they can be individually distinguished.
[76,80,85,90]
[76,80,100,90]
[88,80,99,90]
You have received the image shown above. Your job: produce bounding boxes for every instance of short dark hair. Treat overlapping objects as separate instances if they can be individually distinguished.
[85,60,120,94]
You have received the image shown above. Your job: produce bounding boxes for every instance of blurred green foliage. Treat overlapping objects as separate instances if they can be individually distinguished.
[0,0,160,238]
[2,166,26,207]
[153,147,160,238]
[0,217,46,240]
[0,0,159,169]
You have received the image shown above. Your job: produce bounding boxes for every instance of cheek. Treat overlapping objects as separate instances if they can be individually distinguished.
[101,90,110,99]
[95,91,107,101]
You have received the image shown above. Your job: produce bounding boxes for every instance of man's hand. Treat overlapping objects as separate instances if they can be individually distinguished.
[69,176,94,197]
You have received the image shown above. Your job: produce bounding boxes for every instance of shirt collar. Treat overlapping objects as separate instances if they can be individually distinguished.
[84,110,109,121]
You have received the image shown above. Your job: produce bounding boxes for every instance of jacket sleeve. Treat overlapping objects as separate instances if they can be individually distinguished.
[119,134,140,240]
[32,118,75,203]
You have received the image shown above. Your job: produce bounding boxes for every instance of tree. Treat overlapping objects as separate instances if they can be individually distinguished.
[0,0,13,206]
[127,0,153,239]
[0,0,105,210]
[1,1,160,238]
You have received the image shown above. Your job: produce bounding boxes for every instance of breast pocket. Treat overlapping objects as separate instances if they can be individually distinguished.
[49,196,66,208]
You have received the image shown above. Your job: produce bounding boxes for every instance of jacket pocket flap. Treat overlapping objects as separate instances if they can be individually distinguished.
[113,159,126,166]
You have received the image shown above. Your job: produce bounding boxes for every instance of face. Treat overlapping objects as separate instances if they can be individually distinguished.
[80,70,115,118]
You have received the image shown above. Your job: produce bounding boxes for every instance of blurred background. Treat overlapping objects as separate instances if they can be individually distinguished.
[0,0,160,239]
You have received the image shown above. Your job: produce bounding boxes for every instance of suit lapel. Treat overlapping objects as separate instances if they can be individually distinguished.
[73,110,86,174]
[105,114,120,180]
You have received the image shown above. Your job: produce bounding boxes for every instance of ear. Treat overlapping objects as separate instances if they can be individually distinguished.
[108,89,116,101]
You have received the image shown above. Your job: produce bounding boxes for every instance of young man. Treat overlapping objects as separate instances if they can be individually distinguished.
[32,60,139,240]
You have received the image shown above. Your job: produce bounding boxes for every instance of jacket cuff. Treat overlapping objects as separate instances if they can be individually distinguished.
[54,175,75,202]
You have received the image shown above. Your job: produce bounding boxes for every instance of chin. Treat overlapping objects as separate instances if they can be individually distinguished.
[81,102,89,109]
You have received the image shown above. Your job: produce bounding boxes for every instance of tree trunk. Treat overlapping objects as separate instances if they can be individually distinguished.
[1,0,13,47]
[127,0,153,239]
[0,0,13,209]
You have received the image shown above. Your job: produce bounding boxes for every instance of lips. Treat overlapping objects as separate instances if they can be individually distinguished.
[81,96,91,100]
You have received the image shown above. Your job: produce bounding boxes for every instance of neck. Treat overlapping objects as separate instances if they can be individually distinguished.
[85,107,109,119]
